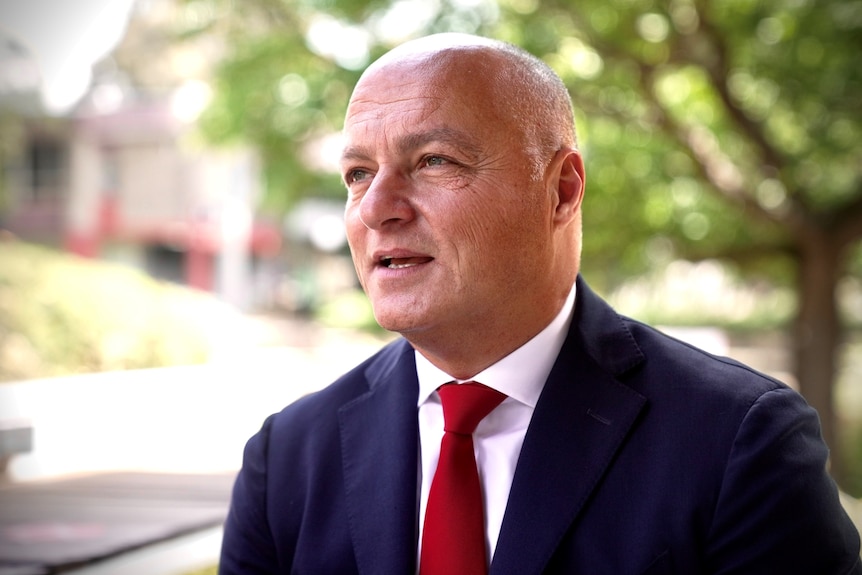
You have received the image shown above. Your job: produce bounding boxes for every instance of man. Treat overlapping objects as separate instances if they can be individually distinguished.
[220,33,861,574]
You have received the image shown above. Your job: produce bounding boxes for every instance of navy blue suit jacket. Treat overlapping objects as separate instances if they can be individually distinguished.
[220,277,861,574]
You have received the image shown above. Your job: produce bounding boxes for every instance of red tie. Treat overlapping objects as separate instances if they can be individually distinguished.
[420,382,507,575]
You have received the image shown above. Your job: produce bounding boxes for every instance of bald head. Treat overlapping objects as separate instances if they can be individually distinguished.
[351,33,577,178]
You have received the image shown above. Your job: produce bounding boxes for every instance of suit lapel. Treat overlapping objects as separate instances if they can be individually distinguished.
[339,341,420,575]
[491,278,648,575]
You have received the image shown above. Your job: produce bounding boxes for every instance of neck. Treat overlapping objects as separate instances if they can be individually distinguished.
[406,286,572,379]
[411,336,528,381]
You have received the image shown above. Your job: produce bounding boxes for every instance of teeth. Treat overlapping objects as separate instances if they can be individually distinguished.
[381,256,423,269]
[380,255,433,269]
[381,258,415,269]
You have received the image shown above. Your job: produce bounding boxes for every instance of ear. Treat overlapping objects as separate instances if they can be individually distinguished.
[548,148,585,225]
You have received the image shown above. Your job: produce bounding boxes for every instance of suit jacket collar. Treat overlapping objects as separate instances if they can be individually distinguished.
[491,276,648,575]
[336,276,647,575]
[338,340,420,575]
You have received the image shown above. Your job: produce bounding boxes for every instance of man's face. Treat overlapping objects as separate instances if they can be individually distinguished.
[341,55,562,344]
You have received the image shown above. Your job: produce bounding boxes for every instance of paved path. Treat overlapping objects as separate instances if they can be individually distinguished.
[0,472,234,574]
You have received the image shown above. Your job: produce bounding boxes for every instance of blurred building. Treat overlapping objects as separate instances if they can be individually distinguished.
[0,21,282,310]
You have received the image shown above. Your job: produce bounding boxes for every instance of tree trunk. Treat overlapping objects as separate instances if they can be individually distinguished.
[794,234,845,485]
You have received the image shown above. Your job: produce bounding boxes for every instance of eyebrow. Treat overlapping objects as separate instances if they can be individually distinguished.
[340,127,483,165]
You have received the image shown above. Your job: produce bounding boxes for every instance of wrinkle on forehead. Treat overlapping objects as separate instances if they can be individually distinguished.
[347,93,444,123]
[343,71,452,149]
[341,126,483,165]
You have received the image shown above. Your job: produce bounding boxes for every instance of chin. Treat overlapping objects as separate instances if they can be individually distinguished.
[369,295,429,333]
[371,308,410,333]
[373,309,430,337]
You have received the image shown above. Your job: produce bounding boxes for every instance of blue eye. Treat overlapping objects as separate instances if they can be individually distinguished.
[347,169,370,184]
[424,156,447,167]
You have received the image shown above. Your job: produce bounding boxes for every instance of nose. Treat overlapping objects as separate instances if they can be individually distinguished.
[357,168,416,229]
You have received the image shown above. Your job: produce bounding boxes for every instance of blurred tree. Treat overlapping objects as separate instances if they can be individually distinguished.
[182,0,862,484]
[512,0,862,484]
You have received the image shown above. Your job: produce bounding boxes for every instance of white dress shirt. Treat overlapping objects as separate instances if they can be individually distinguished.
[415,283,576,566]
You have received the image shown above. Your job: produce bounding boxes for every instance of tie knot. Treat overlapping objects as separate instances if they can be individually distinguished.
[438,382,506,435]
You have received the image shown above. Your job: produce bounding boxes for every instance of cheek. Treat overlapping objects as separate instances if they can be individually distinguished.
[443,204,532,268]
[344,209,365,246]
[344,213,368,271]
[474,201,550,269]
[440,183,542,249]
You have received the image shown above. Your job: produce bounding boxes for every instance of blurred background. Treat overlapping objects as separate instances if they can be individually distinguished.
[0,0,860,572]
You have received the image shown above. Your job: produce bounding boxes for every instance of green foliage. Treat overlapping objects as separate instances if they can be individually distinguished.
[497,0,861,286]
[186,0,366,211]
[0,242,236,382]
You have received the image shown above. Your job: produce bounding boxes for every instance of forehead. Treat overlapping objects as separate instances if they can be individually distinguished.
[342,54,506,153]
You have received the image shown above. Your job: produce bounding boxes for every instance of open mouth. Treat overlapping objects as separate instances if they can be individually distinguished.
[380,256,434,269]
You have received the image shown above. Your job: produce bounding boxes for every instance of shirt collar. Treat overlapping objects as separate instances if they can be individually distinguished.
[416,282,576,408]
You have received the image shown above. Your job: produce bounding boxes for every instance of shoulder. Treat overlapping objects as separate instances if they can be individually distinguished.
[614,315,806,449]
[264,337,414,437]
[624,317,786,394]
[573,276,789,406]
[233,336,415,492]
[570,277,810,455]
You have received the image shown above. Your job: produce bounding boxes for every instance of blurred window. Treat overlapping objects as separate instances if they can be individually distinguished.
[26,139,66,202]
[145,244,186,284]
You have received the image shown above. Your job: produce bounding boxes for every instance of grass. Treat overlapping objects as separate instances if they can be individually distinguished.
[0,241,243,382]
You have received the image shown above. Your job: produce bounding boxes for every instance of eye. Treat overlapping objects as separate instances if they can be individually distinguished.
[345,168,371,185]
[422,155,449,168]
